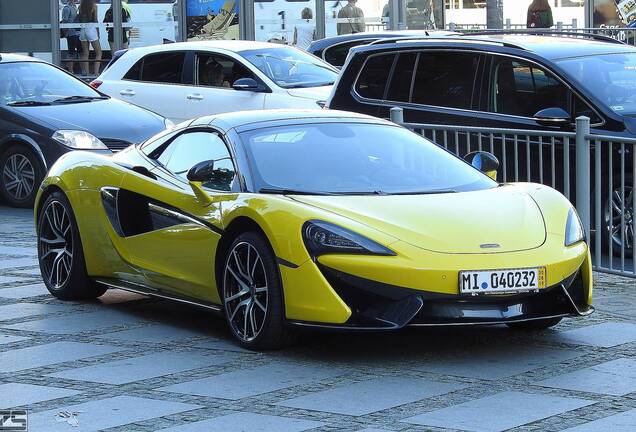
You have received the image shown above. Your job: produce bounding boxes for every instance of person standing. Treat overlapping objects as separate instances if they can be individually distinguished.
[79,0,102,76]
[337,0,365,35]
[293,8,316,50]
[61,0,82,73]
[527,0,554,29]
[104,2,132,54]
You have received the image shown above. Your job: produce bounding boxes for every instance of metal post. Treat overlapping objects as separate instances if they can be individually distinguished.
[556,21,563,31]
[50,0,61,66]
[316,0,326,39]
[576,116,591,242]
[240,0,255,41]
[572,18,577,30]
[113,0,123,52]
[390,107,404,125]
[449,22,456,32]
[176,0,187,42]
[505,18,511,29]
[389,0,400,31]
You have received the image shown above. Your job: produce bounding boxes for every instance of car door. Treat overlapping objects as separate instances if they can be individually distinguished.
[114,51,187,122]
[182,51,266,118]
[116,129,238,303]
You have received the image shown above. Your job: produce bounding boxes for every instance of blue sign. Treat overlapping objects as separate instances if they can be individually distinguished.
[187,0,237,16]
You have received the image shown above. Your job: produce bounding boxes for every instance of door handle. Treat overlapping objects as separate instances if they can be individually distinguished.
[187,94,204,100]
[119,89,135,96]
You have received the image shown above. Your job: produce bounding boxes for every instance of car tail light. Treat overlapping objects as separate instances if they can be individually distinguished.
[89,80,102,89]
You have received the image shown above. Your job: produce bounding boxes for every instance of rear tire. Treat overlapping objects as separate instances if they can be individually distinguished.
[0,144,43,208]
[506,317,562,330]
[37,191,106,300]
[221,231,295,350]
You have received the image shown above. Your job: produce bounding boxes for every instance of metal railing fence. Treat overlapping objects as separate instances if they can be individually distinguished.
[389,107,635,278]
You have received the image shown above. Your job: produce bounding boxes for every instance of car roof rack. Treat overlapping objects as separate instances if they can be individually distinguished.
[463,30,625,45]
[367,36,526,50]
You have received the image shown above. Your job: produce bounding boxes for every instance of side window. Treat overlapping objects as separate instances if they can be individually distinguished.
[574,96,603,125]
[156,131,236,191]
[324,40,370,68]
[123,59,142,80]
[354,53,395,100]
[386,52,417,103]
[196,53,255,88]
[411,52,479,109]
[139,52,185,84]
[491,58,569,118]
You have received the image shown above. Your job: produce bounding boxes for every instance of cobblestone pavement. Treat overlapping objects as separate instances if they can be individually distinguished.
[0,205,635,432]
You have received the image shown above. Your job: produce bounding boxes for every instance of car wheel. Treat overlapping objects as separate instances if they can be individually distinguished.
[506,317,562,330]
[222,231,295,350]
[37,191,107,300]
[0,144,43,207]
[602,178,633,258]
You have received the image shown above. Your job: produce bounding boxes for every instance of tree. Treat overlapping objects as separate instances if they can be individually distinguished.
[486,0,504,29]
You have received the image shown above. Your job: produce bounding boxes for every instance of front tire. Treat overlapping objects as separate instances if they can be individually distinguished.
[506,317,562,330]
[222,231,295,350]
[37,191,106,300]
[0,144,44,207]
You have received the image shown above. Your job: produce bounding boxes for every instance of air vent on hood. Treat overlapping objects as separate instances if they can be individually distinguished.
[101,139,132,152]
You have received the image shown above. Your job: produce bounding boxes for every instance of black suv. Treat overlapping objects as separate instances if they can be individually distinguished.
[328,33,636,254]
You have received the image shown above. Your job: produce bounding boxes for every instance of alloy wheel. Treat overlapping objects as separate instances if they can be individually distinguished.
[2,153,35,201]
[39,200,74,288]
[604,186,634,252]
[223,241,268,342]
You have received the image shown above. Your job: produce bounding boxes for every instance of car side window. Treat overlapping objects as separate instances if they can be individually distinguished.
[125,52,185,84]
[491,58,569,118]
[411,51,480,109]
[155,131,236,191]
[386,52,417,103]
[324,40,371,68]
[196,53,255,88]
[354,53,395,100]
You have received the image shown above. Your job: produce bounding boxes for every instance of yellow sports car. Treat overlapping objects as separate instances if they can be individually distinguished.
[35,110,593,349]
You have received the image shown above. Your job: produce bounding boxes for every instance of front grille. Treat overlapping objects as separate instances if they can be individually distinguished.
[101,139,132,152]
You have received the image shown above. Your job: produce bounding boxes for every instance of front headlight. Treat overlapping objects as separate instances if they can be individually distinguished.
[164,118,175,130]
[52,130,107,150]
[565,207,585,246]
[302,220,395,257]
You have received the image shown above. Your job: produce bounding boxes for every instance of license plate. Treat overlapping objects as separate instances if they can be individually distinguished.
[459,267,546,295]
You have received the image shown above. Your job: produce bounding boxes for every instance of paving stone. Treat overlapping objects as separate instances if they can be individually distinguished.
[2,310,149,334]
[278,377,464,416]
[27,395,201,432]
[0,275,24,284]
[0,302,67,321]
[193,338,252,352]
[156,412,324,432]
[562,409,636,431]
[402,391,595,432]
[0,383,80,409]
[538,358,636,396]
[546,322,636,347]
[160,363,345,400]
[413,344,581,379]
[0,245,37,256]
[97,324,208,343]
[0,257,38,270]
[0,283,49,299]
[0,334,29,344]
[0,341,122,373]
[48,351,232,384]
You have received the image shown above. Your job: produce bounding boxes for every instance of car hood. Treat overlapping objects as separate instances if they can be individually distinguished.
[286,85,333,102]
[13,98,165,144]
[292,186,547,254]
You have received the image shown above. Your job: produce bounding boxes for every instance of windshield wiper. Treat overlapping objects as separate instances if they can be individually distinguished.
[7,100,52,106]
[52,95,108,103]
[285,81,335,89]
[388,189,458,195]
[259,188,333,196]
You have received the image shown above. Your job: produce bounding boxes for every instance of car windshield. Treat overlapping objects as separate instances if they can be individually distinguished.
[0,61,103,106]
[556,52,636,116]
[239,47,337,89]
[239,122,497,195]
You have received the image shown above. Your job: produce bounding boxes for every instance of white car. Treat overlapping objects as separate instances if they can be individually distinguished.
[92,41,338,122]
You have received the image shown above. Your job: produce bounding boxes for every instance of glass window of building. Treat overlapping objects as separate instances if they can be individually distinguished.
[186,0,240,41]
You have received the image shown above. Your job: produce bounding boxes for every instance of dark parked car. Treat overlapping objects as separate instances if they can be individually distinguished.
[0,53,170,207]
[328,33,635,254]
[307,30,455,68]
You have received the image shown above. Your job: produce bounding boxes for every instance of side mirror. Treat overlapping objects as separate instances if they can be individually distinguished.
[533,107,571,128]
[465,151,499,181]
[232,78,263,92]
[187,160,215,206]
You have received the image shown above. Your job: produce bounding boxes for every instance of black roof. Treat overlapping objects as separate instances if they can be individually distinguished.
[350,34,636,61]
[307,30,455,53]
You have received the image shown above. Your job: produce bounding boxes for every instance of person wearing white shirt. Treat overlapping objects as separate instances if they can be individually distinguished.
[293,8,316,50]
